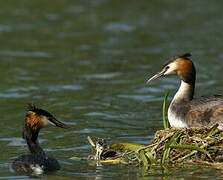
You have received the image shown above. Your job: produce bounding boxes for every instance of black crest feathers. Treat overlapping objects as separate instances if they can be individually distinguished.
[27,103,54,118]
[27,103,38,112]
[178,53,192,59]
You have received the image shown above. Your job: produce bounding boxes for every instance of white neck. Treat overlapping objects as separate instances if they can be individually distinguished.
[172,80,194,102]
[167,80,194,128]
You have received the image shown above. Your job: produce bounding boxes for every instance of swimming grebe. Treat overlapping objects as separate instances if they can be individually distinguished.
[147,53,223,129]
[12,104,70,174]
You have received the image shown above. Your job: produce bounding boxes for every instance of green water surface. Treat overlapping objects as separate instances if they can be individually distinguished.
[0,0,223,179]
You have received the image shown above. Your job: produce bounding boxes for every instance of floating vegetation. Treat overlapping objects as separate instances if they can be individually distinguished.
[87,136,143,165]
[88,125,223,167]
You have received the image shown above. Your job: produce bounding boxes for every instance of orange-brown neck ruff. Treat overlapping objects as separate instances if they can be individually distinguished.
[176,58,196,86]
[175,58,196,100]
[23,112,44,154]
[26,112,44,130]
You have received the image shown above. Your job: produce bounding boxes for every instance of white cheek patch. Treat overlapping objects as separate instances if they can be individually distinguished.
[41,116,54,126]
[164,63,177,75]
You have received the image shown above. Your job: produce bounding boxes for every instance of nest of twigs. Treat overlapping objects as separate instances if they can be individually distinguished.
[88,124,223,167]
[139,124,223,166]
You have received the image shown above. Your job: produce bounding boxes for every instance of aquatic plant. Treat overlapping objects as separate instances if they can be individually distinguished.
[162,92,170,129]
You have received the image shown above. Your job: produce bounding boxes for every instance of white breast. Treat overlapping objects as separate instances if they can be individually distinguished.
[168,108,188,128]
[30,164,44,175]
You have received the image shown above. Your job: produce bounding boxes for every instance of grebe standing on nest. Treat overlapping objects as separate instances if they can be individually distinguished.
[147,53,223,130]
[12,104,70,174]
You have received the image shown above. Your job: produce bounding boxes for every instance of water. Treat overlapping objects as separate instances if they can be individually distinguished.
[0,0,223,179]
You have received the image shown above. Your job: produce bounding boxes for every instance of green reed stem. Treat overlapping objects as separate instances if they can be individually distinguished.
[162,91,170,129]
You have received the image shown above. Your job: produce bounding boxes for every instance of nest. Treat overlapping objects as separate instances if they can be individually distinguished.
[140,124,223,166]
[88,124,223,167]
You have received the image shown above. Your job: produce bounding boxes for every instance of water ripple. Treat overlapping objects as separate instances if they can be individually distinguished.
[72,128,106,134]
[7,86,38,93]
[0,86,39,99]
[83,72,121,80]
[118,94,161,102]
[0,92,29,98]
[135,87,163,94]
[47,84,83,92]
[0,138,25,146]
[105,23,135,33]
[0,51,51,58]
[84,112,118,119]
[0,24,11,32]
[47,145,89,152]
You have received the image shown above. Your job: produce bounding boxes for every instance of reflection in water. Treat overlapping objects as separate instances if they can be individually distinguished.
[94,166,104,180]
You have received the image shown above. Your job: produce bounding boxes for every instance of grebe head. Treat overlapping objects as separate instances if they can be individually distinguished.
[25,104,70,131]
[147,53,196,84]
[23,104,70,153]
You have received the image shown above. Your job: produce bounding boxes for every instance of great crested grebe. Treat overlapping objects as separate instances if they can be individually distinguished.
[12,104,70,174]
[147,53,223,129]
